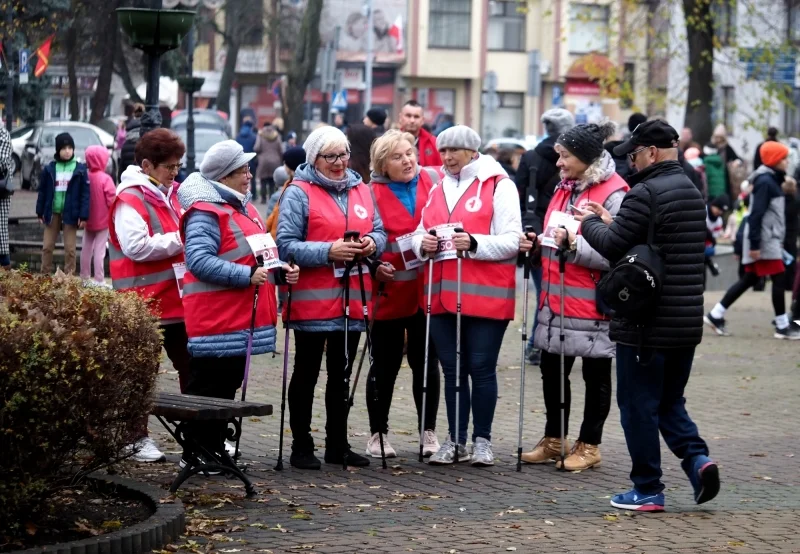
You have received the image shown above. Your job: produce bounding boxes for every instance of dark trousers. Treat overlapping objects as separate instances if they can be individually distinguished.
[430,314,508,444]
[366,310,440,435]
[539,350,612,445]
[260,177,275,202]
[183,355,246,452]
[288,330,360,454]
[527,267,543,350]
[616,344,709,495]
[721,271,785,316]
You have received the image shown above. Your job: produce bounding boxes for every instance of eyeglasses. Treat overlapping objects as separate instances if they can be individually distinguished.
[158,163,182,172]
[232,167,252,177]
[319,151,351,164]
[628,147,649,162]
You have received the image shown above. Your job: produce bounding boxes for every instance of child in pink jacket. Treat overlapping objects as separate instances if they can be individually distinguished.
[82,145,116,283]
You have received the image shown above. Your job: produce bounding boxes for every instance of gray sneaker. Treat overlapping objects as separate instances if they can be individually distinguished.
[428,438,469,465]
[471,437,494,466]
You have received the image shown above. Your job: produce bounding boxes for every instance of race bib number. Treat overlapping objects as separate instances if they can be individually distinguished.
[246,233,283,270]
[333,261,369,278]
[433,222,463,262]
[396,232,423,270]
[173,262,187,298]
[541,211,579,249]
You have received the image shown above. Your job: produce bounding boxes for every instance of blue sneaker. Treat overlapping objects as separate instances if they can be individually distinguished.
[687,455,720,505]
[610,489,665,512]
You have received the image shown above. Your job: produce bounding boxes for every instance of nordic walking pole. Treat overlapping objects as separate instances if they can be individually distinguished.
[342,230,360,471]
[419,229,437,463]
[349,270,385,407]
[557,226,570,470]
[517,226,534,472]
[454,227,465,462]
[275,254,295,471]
[357,259,387,469]
[235,254,264,460]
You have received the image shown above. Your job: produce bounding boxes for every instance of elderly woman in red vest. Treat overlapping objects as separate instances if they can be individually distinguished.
[109,128,189,464]
[363,130,442,459]
[177,140,299,465]
[277,126,387,470]
[412,125,521,467]
[520,122,629,471]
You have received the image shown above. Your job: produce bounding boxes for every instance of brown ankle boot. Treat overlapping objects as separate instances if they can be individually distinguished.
[556,441,601,471]
[520,436,570,464]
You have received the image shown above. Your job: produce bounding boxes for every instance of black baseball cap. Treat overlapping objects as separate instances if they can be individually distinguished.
[613,119,679,156]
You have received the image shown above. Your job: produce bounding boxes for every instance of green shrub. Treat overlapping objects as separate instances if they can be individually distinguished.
[0,270,163,536]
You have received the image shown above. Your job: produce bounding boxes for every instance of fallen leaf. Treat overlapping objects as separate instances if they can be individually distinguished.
[603,514,618,522]
[459,507,466,512]
[220,550,242,553]
[545,520,554,526]
[356,504,372,508]
[728,541,746,547]
[507,548,517,551]
[291,514,312,520]
[25,522,37,536]
[418,505,433,511]
[456,478,464,482]
[506,509,525,514]
[102,520,122,531]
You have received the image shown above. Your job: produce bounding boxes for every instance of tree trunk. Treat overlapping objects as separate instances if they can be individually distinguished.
[682,0,714,145]
[283,0,323,138]
[66,25,80,120]
[115,40,144,104]
[216,37,240,118]
[90,0,120,124]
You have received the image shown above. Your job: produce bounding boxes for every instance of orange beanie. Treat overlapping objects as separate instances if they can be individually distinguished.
[759,141,789,167]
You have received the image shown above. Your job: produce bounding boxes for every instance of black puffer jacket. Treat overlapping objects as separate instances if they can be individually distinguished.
[517,135,560,234]
[118,118,142,180]
[581,160,706,348]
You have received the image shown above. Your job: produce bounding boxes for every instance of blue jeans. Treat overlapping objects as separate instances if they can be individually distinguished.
[430,314,509,444]
[527,267,542,349]
[616,344,710,495]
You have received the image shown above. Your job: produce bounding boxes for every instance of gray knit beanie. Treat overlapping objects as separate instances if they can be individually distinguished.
[303,126,349,165]
[541,108,575,138]
[436,125,482,152]
[273,165,288,187]
[199,140,256,182]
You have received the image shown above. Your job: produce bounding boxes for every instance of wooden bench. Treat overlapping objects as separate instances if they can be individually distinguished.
[153,392,273,497]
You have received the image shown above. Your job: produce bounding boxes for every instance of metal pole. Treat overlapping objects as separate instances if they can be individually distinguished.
[185,24,197,173]
[328,26,341,125]
[363,0,374,113]
[4,1,14,132]
[142,0,164,136]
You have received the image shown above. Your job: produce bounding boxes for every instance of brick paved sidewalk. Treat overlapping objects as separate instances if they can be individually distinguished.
[122,289,799,554]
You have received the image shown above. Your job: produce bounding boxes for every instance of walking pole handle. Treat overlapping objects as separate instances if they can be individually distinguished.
[283,254,295,329]
[557,225,569,274]
[454,227,464,259]
[523,225,534,280]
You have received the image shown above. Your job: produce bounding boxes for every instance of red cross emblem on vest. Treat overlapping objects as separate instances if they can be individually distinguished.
[353,203,369,219]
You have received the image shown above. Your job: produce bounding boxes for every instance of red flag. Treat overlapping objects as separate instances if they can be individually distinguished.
[388,15,403,55]
[34,35,54,78]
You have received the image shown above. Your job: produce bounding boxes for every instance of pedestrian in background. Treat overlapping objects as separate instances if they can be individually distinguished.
[254,123,284,203]
[521,122,628,471]
[347,124,378,184]
[580,120,718,512]
[399,100,442,168]
[412,125,521,467]
[236,116,259,201]
[363,108,387,136]
[119,103,145,179]
[81,145,116,285]
[0,126,14,269]
[36,132,90,275]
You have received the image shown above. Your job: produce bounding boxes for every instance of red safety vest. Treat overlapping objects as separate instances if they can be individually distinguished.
[286,180,375,323]
[421,174,516,320]
[109,185,184,322]
[540,173,629,320]
[372,168,437,320]
[179,202,277,340]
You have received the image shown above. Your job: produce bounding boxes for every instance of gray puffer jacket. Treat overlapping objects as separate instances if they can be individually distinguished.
[534,167,625,359]
[276,163,387,332]
[742,165,785,264]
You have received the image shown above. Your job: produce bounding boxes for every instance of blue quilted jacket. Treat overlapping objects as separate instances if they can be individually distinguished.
[178,172,277,357]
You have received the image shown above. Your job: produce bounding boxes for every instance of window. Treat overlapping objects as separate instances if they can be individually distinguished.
[235,0,264,47]
[789,0,800,42]
[712,0,736,46]
[721,86,735,132]
[428,0,471,49]
[620,62,635,109]
[40,127,102,149]
[784,87,800,135]
[481,92,524,139]
[488,0,525,51]
[568,4,609,54]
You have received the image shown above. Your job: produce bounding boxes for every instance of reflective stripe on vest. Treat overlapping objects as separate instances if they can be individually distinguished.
[420,174,516,320]
[286,180,375,323]
[371,168,435,320]
[539,174,629,320]
[108,186,184,322]
[180,201,277,339]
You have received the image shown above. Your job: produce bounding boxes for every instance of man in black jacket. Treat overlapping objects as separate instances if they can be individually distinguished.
[580,120,719,512]
[517,108,574,364]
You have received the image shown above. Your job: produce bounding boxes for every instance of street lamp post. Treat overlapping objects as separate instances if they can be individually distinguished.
[177,29,205,174]
[4,2,14,132]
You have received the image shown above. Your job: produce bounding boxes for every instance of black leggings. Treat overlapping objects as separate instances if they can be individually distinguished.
[366,310,440,435]
[540,350,612,445]
[721,271,785,315]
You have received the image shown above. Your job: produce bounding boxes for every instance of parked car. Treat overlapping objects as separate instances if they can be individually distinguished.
[481,137,539,155]
[11,125,35,176]
[175,127,229,182]
[19,121,118,190]
[171,109,232,138]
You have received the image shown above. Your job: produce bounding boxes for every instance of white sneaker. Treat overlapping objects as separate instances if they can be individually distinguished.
[422,430,440,457]
[225,441,237,456]
[365,432,397,458]
[179,456,221,475]
[470,437,494,467]
[125,437,166,463]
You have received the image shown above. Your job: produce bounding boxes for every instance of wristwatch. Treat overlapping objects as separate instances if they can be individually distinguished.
[569,238,578,252]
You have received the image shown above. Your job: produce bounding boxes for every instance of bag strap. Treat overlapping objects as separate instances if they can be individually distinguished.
[645,184,658,245]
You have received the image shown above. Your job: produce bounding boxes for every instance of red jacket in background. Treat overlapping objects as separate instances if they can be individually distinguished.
[84,145,116,232]
[416,128,443,168]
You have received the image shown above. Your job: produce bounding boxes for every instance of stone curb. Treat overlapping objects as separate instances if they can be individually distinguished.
[9,474,185,554]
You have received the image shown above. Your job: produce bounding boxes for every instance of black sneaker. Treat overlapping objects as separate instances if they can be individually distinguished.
[290,451,322,470]
[704,313,730,336]
[774,322,800,340]
[324,448,371,467]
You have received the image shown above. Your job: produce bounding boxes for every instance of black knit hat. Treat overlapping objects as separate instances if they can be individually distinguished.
[557,122,617,164]
[282,146,306,172]
[366,108,387,127]
[55,132,75,161]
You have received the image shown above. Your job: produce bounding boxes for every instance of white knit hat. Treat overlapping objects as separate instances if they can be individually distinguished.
[436,125,482,152]
[303,126,349,165]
